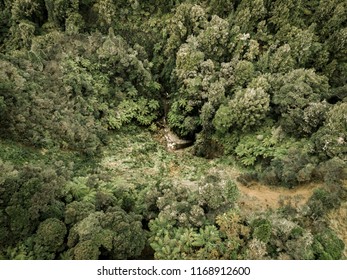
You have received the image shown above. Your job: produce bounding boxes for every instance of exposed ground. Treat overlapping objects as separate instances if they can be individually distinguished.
[237,181,319,212]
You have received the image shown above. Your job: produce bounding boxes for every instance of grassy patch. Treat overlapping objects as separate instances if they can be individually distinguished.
[0,138,98,175]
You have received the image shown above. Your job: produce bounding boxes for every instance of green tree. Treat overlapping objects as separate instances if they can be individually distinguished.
[213,87,270,133]
[314,102,347,160]
[0,161,69,258]
[313,229,345,260]
[68,207,145,259]
[35,218,67,252]
[270,69,330,136]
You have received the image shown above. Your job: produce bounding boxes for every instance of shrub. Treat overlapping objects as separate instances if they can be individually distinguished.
[313,229,345,260]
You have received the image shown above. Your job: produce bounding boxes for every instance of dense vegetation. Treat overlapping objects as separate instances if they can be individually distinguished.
[0,0,346,260]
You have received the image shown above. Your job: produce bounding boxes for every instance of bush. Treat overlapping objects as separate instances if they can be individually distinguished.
[313,229,345,260]
[314,102,347,160]
[307,188,341,218]
[214,87,270,133]
[252,219,272,243]
[36,218,67,252]
[259,144,317,187]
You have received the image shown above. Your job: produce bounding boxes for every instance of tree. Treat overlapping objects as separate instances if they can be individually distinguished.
[44,0,78,28]
[0,161,69,258]
[255,213,315,260]
[252,219,272,243]
[213,87,270,133]
[68,207,146,259]
[2,164,67,244]
[313,229,345,260]
[233,0,266,33]
[35,218,67,252]
[270,69,330,136]
[314,102,347,160]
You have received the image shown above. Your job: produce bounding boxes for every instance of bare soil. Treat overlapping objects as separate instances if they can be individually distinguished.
[237,181,318,212]
[202,164,320,212]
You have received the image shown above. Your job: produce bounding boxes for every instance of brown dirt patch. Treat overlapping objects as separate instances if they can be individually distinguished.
[168,161,181,176]
[237,182,319,212]
[208,165,320,212]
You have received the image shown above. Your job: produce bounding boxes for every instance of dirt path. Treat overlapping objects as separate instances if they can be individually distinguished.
[164,146,321,212]
[204,164,320,212]
[237,181,318,212]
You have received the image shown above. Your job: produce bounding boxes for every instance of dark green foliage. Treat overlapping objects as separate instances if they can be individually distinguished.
[214,87,270,133]
[149,210,251,260]
[252,219,272,243]
[250,213,317,260]
[313,229,345,260]
[1,0,345,167]
[0,164,67,243]
[0,29,160,154]
[68,207,146,259]
[313,102,347,160]
[257,139,319,187]
[322,158,347,186]
[307,188,342,218]
[71,240,100,260]
[0,0,346,261]
[270,69,330,136]
[0,159,70,258]
[65,201,95,225]
[35,218,67,252]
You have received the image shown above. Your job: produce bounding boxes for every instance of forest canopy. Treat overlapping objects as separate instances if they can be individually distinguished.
[0,0,346,260]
